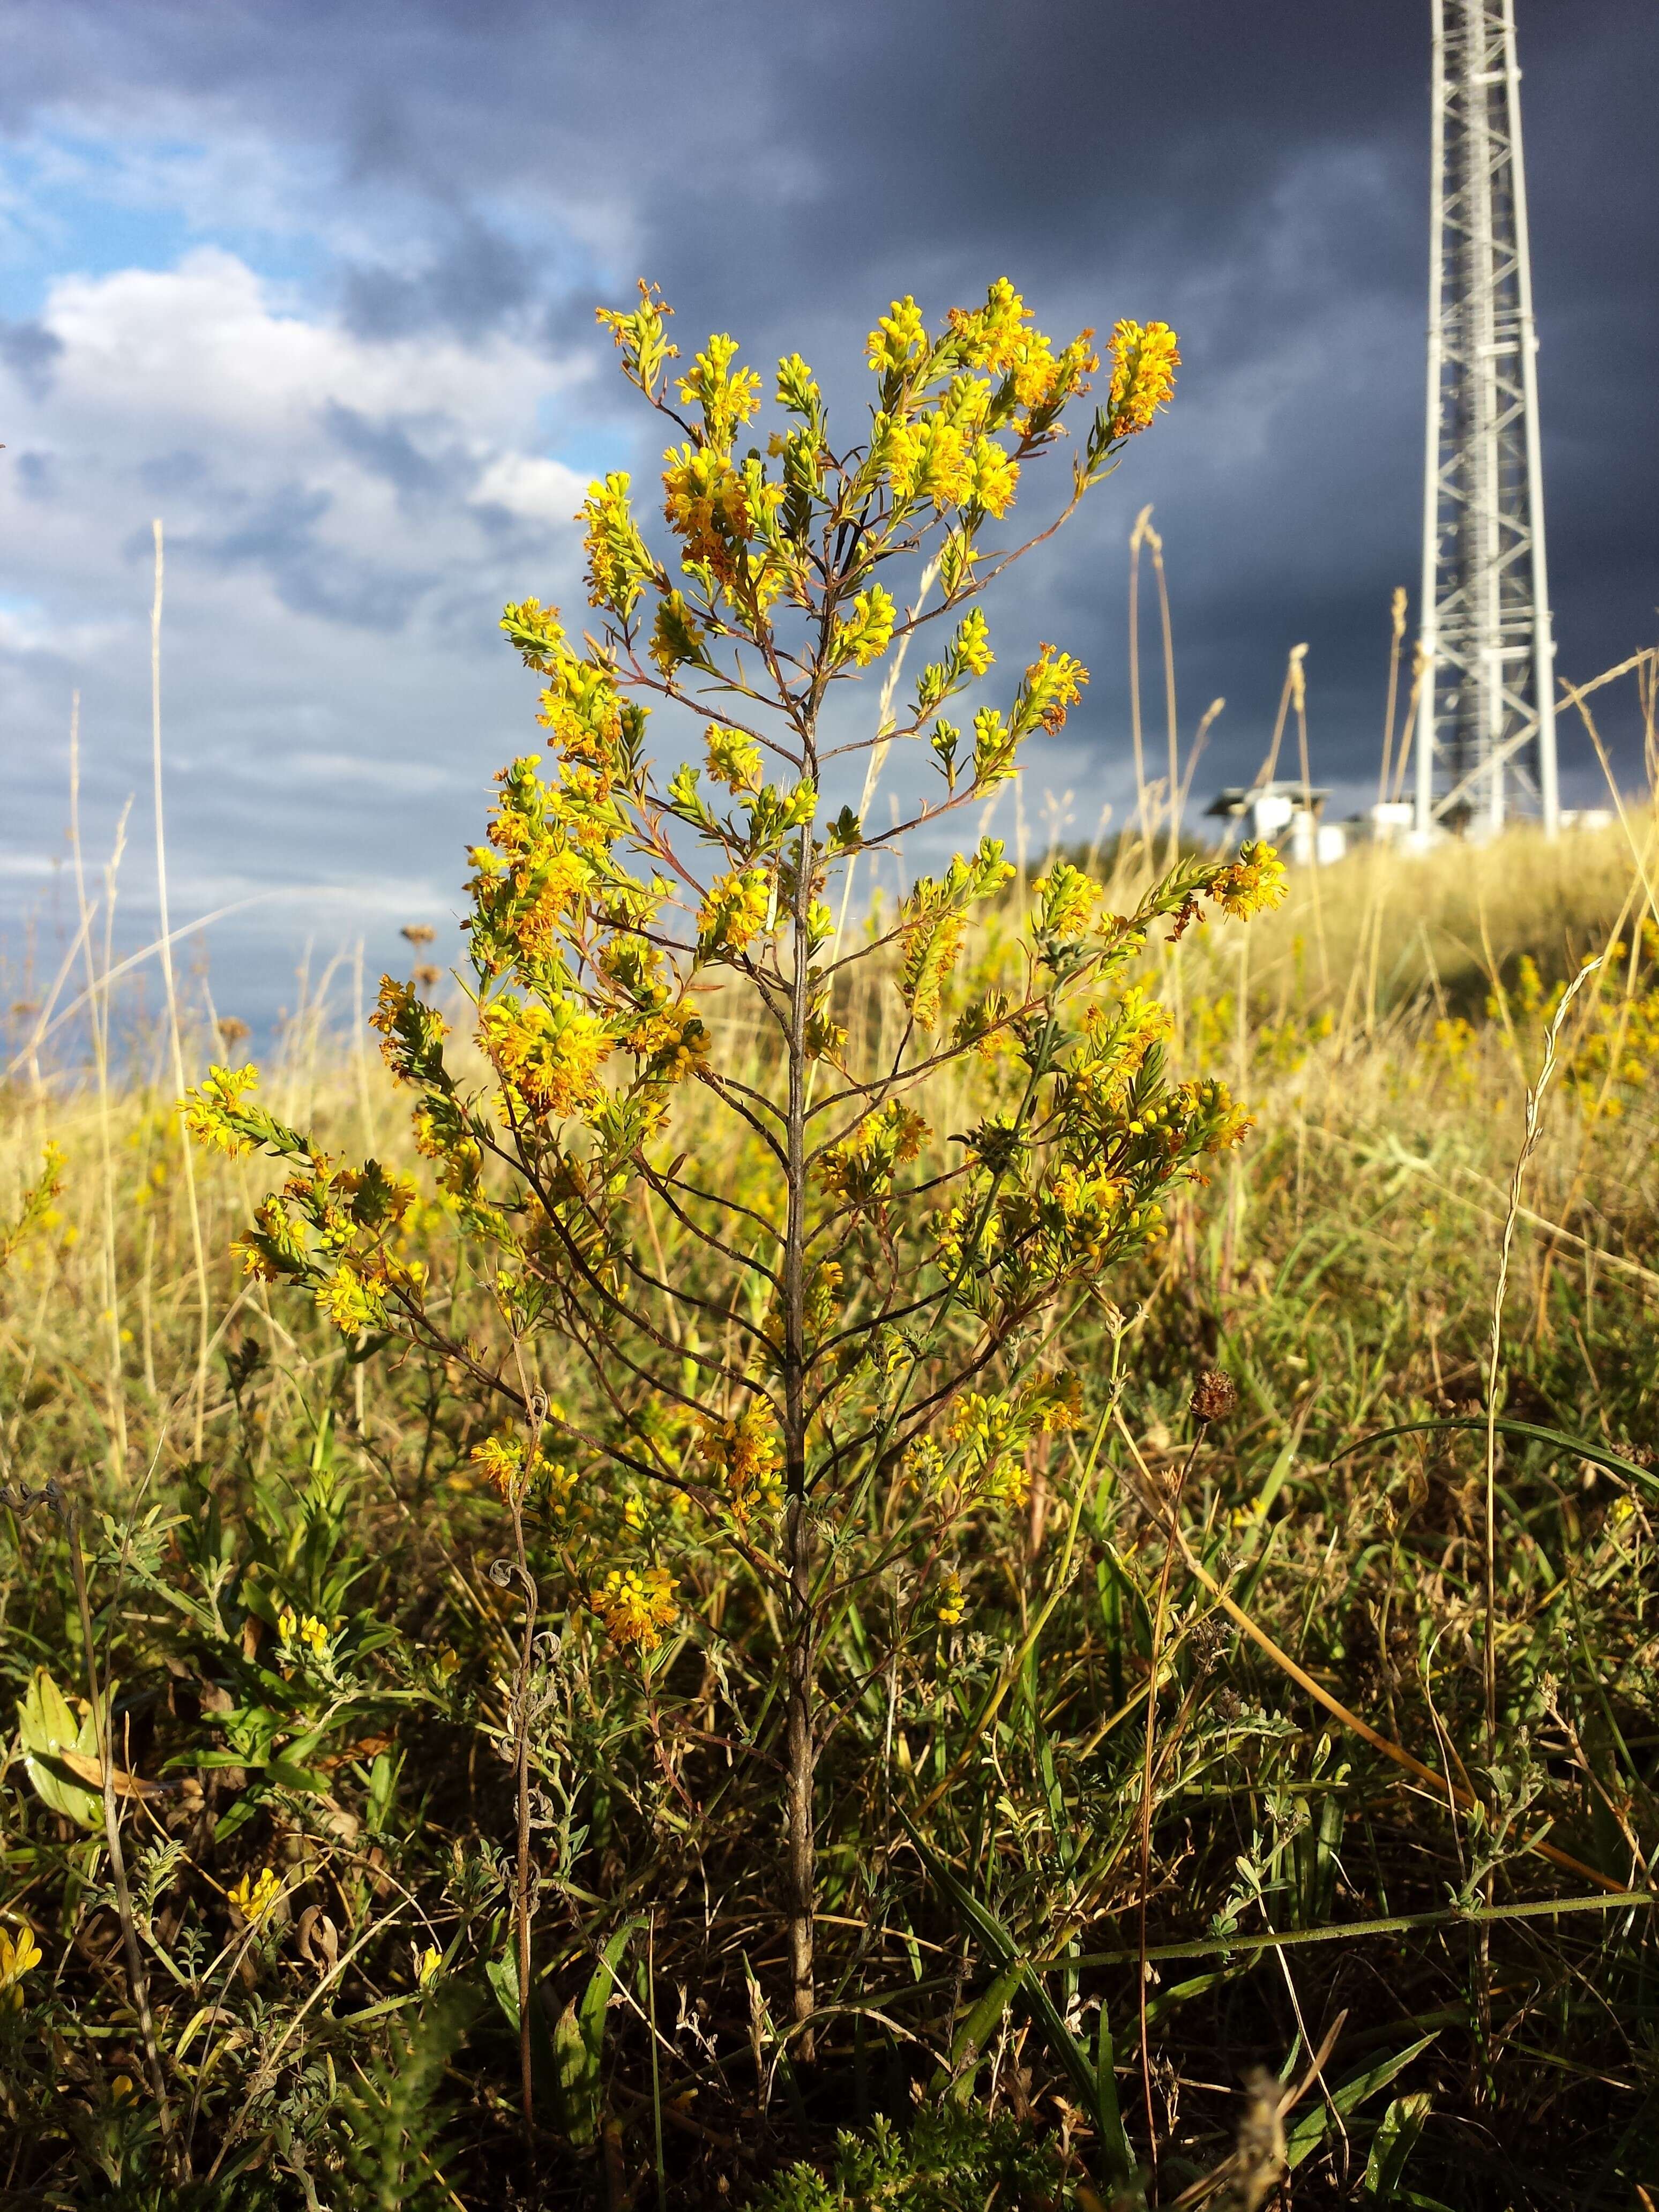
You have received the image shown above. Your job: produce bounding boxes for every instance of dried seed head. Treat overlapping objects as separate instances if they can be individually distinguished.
[1190,1368,1238,1424]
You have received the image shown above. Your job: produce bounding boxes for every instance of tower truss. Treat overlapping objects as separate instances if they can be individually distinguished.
[1415,0,1558,839]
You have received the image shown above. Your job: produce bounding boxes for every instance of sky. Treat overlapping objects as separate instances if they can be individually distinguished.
[2,0,1656,1043]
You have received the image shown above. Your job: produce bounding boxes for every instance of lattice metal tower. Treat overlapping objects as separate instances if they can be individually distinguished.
[1414,0,1558,840]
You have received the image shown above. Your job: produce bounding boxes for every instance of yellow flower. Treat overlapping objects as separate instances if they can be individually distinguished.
[593,1565,678,1654]
[866,295,928,377]
[479,994,611,1120]
[229,1867,281,1926]
[661,443,751,569]
[706,722,763,792]
[676,332,763,447]
[316,1263,386,1337]
[580,471,654,615]
[936,1572,966,1628]
[416,1944,443,1989]
[697,1402,784,1525]
[471,1434,529,1503]
[0,1924,42,2012]
[178,1065,262,1158]
[946,277,1030,374]
[623,1493,647,1533]
[966,437,1019,517]
[697,868,773,960]
[886,415,971,511]
[278,1607,297,1645]
[1108,319,1180,437]
[1209,841,1287,920]
[829,584,896,669]
[299,1615,330,1656]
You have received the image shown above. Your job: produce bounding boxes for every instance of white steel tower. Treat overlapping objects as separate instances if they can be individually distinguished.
[1415,0,1558,840]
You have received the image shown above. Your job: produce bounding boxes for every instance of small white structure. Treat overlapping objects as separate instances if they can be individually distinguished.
[1206,781,1345,868]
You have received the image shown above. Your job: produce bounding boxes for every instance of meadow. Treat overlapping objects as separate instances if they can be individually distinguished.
[2,280,1657,2209]
[4,765,1658,2207]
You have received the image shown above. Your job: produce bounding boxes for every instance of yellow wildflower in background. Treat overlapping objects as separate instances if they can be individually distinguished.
[593,1565,678,1654]
[936,1573,966,1628]
[0,1925,42,2012]
[229,1867,281,1926]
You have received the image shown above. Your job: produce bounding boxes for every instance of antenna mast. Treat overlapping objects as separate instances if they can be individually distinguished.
[1415,0,1558,840]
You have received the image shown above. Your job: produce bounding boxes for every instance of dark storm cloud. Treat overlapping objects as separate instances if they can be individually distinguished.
[12,0,1652,803]
[339,219,538,342]
[0,316,64,398]
[322,404,455,503]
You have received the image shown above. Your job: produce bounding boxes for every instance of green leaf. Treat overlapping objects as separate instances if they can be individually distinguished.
[901,1815,1133,2185]
[553,1999,597,2147]
[1286,2033,1439,2170]
[16,1667,102,1829]
[1363,2092,1433,2201]
[485,1952,520,2034]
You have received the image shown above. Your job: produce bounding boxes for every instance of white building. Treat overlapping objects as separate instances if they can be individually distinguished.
[1205,782,1346,868]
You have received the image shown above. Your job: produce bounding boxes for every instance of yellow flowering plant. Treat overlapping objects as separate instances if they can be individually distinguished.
[181,276,1283,2058]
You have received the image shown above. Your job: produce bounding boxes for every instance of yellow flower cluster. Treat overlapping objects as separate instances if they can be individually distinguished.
[1209,841,1288,920]
[593,1565,678,1653]
[946,1392,1029,1508]
[278,1607,331,1656]
[471,1435,531,1503]
[662,443,754,570]
[830,584,896,669]
[706,722,763,792]
[948,278,1100,429]
[697,868,773,959]
[0,1924,42,2013]
[0,1142,65,1272]
[884,416,1020,518]
[936,1572,966,1628]
[1031,861,1097,941]
[229,1867,281,1926]
[479,995,611,1120]
[624,1001,709,1084]
[697,1401,784,1525]
[580,471,655,615]
[1108,319,1180,437]
[676,332,763,447]
[866,295,929,376]
[315,1262,387,1335]
[816,1102,929,1206]
[179,1065,261,1157]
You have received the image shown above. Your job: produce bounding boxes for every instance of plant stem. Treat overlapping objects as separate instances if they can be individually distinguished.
[1137,1426,1202,2197]
[66,1507,175,2155]
[783,816,816,2053]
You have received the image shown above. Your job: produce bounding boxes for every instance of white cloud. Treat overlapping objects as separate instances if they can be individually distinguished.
[0,245,611,1020]
[471,451,587,524]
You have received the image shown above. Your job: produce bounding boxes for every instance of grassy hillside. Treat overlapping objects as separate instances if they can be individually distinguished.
[3,797,1658,2208]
